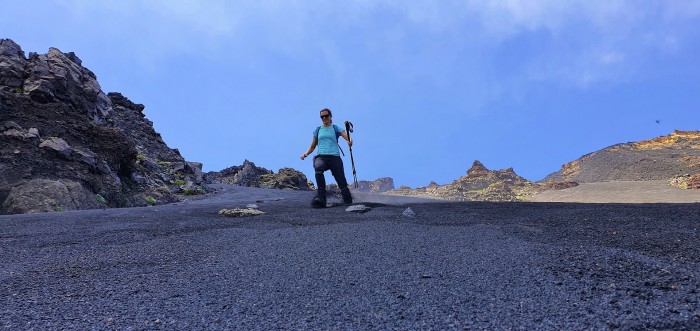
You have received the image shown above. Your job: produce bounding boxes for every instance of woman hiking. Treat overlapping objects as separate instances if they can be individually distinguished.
[301,108,353,208]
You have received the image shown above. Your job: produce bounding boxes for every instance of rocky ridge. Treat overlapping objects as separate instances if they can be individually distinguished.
[544,130,700,186]
[385,130,700,202]
[204,160,313,191]
[0,39,310,214]
[352,177,395,193]
[323,177,394,199]
[387,161,577,202]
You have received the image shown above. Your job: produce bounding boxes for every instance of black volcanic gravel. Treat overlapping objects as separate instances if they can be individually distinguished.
[1,187,699,330]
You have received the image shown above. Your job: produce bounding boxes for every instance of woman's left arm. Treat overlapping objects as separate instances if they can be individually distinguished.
[341,131,353,147]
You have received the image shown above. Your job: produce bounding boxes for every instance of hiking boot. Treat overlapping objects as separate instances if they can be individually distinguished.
[311,196,326,208]
[311,186,327,209]
[340,187,353,205]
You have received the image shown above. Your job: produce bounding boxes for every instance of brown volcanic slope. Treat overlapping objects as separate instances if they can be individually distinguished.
[543,130,700,183]
[531,130,700,203]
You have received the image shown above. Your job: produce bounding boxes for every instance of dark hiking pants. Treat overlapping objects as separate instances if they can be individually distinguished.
[313,155,352,203]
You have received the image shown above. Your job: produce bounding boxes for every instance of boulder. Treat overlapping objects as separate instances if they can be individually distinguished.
[185,162,204,183]
[1,121,22,131]
[205,160,312,191]
[2,179,100,214]
[1,122,41,140]
[259,167,312,190]
[71,147,97,167]
[0,39,27,88]
[24,47,112,123]
[216,160,272,187]
[669,174,700,189]
[39,137,72,157]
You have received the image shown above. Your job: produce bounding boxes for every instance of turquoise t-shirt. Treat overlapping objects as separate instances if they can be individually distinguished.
[313,124,345,156]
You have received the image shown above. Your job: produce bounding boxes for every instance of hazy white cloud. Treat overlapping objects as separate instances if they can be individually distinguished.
[467,0,571,37]
[58,0,238,35]
[43,0,700,88]
[663,0,700,20]
[143,0,237,34]
[599,52,625,65]
[457,0,700,87]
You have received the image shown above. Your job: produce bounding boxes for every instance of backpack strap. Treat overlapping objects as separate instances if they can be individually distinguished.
[334,125,346,156]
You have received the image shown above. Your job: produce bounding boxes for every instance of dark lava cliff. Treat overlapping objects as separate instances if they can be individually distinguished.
[0,39,210,214]
[0,39,310,214]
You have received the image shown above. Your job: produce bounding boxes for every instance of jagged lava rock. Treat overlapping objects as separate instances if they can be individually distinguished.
[387,160,577,202]
[0,38,205,214]
[204,160,312,191]
[352,177,395,193]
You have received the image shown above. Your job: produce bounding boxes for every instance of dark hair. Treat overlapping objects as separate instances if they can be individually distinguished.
[320,108,332,117]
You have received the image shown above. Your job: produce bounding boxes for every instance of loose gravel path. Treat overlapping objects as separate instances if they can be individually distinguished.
[1,186,699,330]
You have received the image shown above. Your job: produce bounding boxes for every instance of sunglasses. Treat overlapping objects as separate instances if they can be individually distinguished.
[320,114,331,119]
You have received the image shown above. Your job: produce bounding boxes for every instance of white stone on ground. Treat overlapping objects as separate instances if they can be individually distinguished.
[345,204,371,213]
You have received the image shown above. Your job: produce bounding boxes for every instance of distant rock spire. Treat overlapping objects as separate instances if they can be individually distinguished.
[467,160,490,178]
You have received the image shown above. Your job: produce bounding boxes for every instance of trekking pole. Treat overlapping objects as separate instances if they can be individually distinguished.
[344,121,358,189]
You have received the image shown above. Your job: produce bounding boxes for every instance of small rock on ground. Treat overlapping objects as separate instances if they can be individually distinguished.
[218,208,265,218]
[345,204,371,213]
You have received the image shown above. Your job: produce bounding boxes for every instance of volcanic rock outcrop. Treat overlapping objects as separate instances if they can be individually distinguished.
[544,130,700,188]
[0,39,208,214]
[1,39,316,214]
[204,160,313,191]
[352,177,395,193]
[388,161,577,201]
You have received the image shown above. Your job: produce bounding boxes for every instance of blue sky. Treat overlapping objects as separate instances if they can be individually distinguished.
[3,1,700,188]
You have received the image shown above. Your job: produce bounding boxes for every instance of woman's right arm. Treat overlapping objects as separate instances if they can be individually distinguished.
[301,137,318,160]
